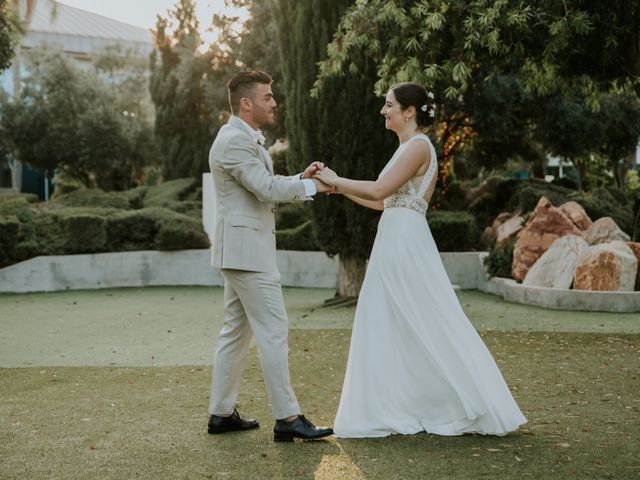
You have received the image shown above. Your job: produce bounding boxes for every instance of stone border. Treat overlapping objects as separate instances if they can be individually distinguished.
[1,249,638,312]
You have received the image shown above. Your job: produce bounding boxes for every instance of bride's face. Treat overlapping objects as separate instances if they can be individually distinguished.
[380,90,404,132]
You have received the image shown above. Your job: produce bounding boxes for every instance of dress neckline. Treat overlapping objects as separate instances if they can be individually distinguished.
[399,132,427,146]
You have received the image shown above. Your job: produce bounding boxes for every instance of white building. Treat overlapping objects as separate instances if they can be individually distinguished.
[0,0,154,194]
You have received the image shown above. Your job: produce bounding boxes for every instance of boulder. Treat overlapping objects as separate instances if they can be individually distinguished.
[625,242,640,291]
[585,217,630,245]
[481,212,513,249]
[496,215,524,247]
[523,235,588,289]
[560,201,592,231]
[512,197,583,282]
[573,241,637,291]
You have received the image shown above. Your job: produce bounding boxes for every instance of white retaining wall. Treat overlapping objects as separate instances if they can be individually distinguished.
[1,249,638,312]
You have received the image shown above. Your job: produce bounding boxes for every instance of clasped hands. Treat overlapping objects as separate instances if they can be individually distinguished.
[301,161,339,195]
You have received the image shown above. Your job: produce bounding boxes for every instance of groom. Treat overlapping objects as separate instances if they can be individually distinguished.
[207,70,333,442]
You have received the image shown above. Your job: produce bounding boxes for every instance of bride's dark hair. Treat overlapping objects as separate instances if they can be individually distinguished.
[390,82,435,128]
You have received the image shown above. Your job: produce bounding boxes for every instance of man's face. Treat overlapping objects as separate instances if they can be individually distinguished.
[249,83,277,127]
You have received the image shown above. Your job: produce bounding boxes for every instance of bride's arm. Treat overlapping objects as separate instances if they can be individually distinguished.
[341,192,384,211]
[315,142,430,201]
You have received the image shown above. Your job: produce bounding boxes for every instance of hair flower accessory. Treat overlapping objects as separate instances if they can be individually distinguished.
[427,91,435,99]
[421,104,428,112]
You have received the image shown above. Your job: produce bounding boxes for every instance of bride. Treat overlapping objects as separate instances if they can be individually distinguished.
[314,82,527,438]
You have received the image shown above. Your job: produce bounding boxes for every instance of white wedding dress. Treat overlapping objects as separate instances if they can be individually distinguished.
[334,134,527,438]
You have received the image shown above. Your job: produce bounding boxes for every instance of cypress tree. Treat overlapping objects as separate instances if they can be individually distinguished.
[149,0,219,180]
[274,0,397,296]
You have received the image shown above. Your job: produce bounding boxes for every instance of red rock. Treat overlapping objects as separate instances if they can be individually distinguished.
[573,241,637,291]
[560,201,592,231]
[511,197,583,282]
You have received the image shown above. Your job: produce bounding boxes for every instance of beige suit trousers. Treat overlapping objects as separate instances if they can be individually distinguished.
[209,268,300,420]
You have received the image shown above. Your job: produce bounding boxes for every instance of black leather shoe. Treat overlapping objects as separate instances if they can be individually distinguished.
[273,415,333,442]
[208,409,259,434]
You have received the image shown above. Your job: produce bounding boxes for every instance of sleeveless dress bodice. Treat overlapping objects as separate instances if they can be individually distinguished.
[380,133,438,215]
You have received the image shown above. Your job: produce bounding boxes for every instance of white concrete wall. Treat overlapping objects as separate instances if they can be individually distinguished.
[0,250,338,293]
[1,249,638,312]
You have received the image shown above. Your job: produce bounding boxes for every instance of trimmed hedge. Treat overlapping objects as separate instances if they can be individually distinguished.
[0,203,209,267]
[426,210,478,252]
[276,220,319,251]
[51,188,140,210]
[0,216,20,266]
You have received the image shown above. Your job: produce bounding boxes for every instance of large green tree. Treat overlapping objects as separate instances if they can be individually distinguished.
[275,0,398,297]
[0,0,18,73]
[317,0,640,187]
[0,47,159,190]
[150,0,236,180]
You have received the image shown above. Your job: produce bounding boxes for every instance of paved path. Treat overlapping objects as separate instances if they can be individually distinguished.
[1,287,638,367]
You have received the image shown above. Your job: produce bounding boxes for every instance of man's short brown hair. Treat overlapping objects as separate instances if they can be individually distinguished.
[227,71,272,114]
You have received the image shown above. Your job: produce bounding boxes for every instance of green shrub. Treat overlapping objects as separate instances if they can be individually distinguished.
[0,197,34,223]
[276,203,309,230]
[0,191,39,203]
[568,188,634,235]
[106,207,209,252]
[52,189,131,210]
[106,209,160,251]
[143,178,199,207]
[427,210,478,251]
[0,216,20,267]
[467,177,520,229]
[154,209,210,250]
[276,220,319,251]
[57,211,107,254]
[484,239,515,278]
[514,183,571,212]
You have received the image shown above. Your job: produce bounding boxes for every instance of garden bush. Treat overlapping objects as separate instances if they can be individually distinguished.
[51,189,133,210]
[56,211,107,254]
[0,216,20,267]
[426,210,478,251]
[106,207,209,252]
[568,188,634,235]
[484,238,516,278]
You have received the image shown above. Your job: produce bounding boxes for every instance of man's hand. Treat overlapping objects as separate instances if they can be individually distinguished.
[301,162,325,179]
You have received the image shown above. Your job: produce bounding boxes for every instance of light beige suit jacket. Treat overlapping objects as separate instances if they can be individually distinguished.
[208,116,307,272]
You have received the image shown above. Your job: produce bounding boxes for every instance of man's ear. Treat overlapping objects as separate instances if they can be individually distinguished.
[239,97,252,111]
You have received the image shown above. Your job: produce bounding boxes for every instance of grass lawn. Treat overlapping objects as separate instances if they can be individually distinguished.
[0,287,639,479]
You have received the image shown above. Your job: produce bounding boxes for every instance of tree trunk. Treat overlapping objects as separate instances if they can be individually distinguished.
[337,255,366,298]
[573,157,589,191]
[615,153,635,190]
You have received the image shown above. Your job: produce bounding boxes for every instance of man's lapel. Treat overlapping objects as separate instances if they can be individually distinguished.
[227,116,273,174]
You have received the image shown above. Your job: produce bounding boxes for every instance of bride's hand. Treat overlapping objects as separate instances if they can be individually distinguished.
[314,166,338,185]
